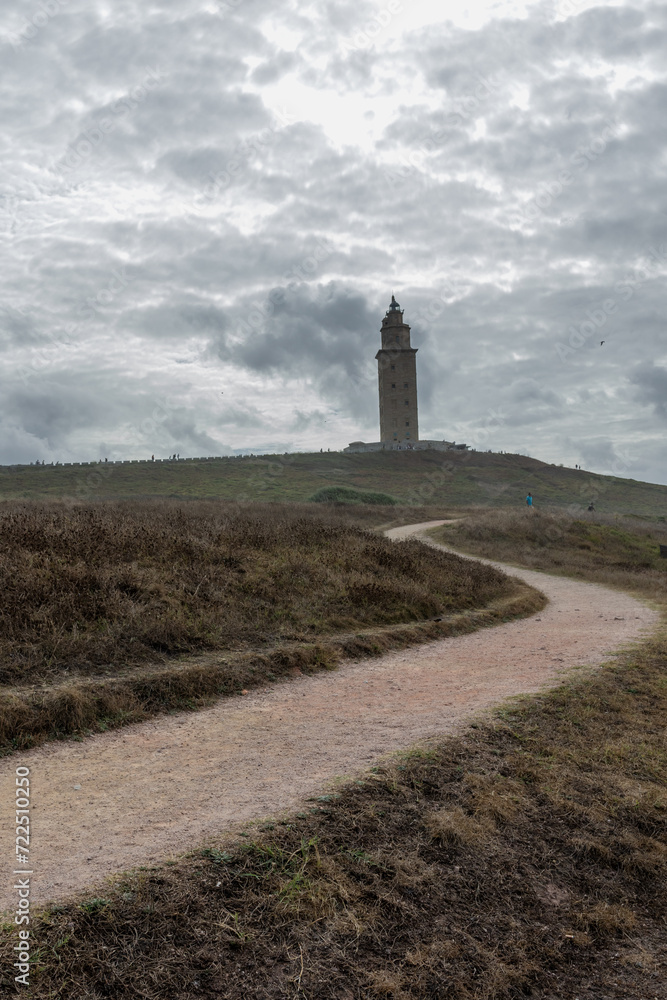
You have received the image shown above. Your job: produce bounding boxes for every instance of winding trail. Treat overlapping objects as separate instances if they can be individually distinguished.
[0,522,659,912]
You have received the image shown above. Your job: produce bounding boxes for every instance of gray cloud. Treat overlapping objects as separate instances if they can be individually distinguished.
[629,362,667,419]
[0,0,666,480]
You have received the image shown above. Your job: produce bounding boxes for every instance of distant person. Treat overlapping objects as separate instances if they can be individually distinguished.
[526,493,533,507]
[588,503,595,512]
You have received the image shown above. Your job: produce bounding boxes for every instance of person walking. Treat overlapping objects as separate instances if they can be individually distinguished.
[526,493,533,507]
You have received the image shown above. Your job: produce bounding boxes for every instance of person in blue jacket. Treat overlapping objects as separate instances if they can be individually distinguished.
[526,493,533,507]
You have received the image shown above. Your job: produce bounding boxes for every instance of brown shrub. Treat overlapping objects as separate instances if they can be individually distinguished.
[0,500,516,685]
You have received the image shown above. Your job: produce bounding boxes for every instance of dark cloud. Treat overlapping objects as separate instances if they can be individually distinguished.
[629,362,667,419]
[232,286,372,367]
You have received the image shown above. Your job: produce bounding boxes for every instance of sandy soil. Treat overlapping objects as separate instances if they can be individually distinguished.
[0,521,659,913]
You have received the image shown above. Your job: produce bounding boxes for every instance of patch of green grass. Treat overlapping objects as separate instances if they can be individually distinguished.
[77,898,111,914]
[309,485,398,505]
[200,848,234,864]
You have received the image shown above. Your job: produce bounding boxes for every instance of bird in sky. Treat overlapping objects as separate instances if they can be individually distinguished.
[600,341,605,346]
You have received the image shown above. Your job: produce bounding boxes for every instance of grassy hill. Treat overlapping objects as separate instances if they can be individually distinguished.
[1,449,666,516]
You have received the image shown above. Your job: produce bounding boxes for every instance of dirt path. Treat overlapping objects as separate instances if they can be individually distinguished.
[0,522,659,913]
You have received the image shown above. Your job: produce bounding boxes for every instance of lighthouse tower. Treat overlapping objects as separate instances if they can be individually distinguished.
[376,296,419,447]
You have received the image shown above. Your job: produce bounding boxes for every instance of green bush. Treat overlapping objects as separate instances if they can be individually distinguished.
[308,486,398,506]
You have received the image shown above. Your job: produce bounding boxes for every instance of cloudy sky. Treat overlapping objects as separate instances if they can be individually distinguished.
[2,0,666,484]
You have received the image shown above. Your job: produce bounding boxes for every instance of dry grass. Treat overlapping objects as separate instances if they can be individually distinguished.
[9,628,666,999]
[423,805,493,845]
[0,589,541,755]
[0,500,543,751]
[2,505,666,997]
[0,500,510,683]
[430,507,667,600]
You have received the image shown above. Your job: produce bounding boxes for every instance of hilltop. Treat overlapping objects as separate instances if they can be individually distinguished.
[0,449,665,517]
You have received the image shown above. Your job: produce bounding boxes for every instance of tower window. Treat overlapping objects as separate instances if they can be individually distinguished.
[404,400,409,406]
[391,383,396,388]
[390,365,395,371]
[406,432,410,438]
[405,421,409,427]
[395,335,400,342]
[403,382,408,388]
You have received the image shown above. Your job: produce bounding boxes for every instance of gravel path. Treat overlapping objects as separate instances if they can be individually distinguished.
[0,521,659,912]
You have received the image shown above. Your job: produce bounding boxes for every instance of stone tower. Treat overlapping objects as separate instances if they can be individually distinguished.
[376,295,419,446]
